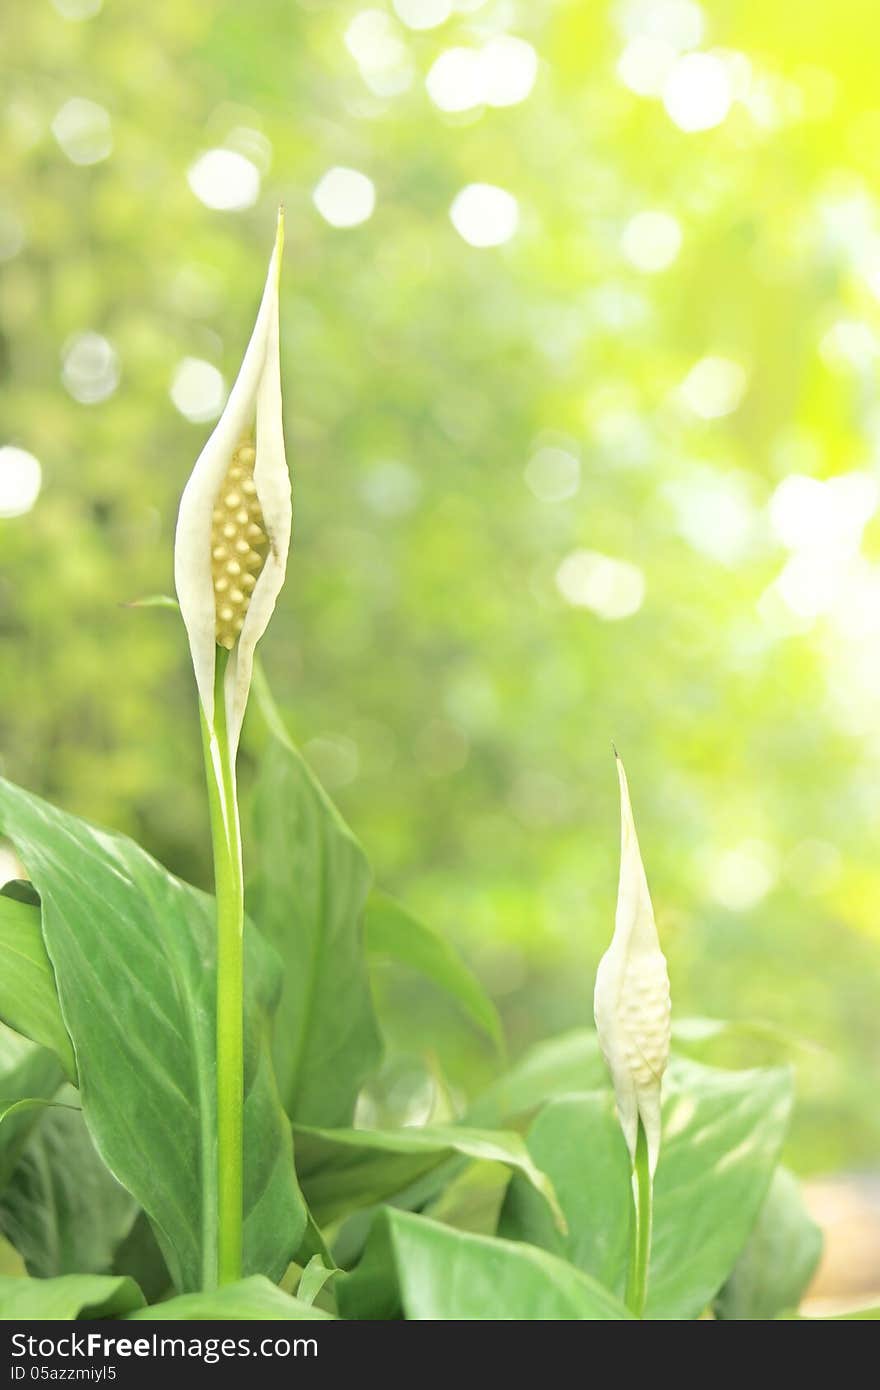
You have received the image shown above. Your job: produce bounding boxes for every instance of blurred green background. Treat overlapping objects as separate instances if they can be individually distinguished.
[1,0,879,1183]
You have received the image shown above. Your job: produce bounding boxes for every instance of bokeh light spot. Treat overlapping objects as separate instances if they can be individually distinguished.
[0,446,42,518]
[427,37,537,111]
[622,210,682,272]
[187,149,260,211]
[680,355,747,417]
[663,53,732,131]
[775,552,842,619]
[61,332,120,404]
[361,460,423,517]
[313,167,376,228]
[708,839,779,911]
[51,98,113,165]
[820,319,879,370]
[617,36,677,97]
[524,446,580,502]
[345,9,413,96]
[616,0,705,50]
[555,550,645,619]
[170,358,227,424]
[769,472,877,554]
[392,0,451,30]
[426,47,484,111]
[450,183,519,247]
[480,36,538,107]
[663,467,756,564]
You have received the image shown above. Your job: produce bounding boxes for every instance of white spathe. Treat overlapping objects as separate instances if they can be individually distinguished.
[174,210,291,759]
[594,755,671,1177]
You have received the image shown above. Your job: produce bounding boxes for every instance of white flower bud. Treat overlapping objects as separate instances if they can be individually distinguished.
[594,754,671,1177]
[174,209,291,759]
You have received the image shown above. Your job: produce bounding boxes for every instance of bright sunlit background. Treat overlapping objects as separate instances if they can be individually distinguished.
[2,0,880,1301]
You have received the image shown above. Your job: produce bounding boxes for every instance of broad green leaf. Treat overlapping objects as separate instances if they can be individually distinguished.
[126,1275,333,1320]
[672,1016,821,1058]
[649,1061,793,1317]
[0,888,75,1080]
[297,1254,336,1306]
[0,1273,144,1320]
[294,1123,564,1230]
[468,1027,606,1125]
[498,1088,630,1286]
[293,1212,335,1269]
[0,777,307,1293]
[471,1021,795,1127]
[500,1059,794,1320]
[714,1167,822,1320]
[0,1027,63,1187]
[425,1157,520,1237]
[0,1091,140,1279]
[337,1209,632,1320]
[248,672,382,1127]
[365,893,503,1051]
[110,1211,172,1305]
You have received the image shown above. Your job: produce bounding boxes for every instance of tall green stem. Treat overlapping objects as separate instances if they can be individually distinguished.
[625,1120,652,1318]
[199,648,244,1287]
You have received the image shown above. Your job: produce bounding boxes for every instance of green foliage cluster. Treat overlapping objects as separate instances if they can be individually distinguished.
[0,700,835,1318]
[2,0,880,1179]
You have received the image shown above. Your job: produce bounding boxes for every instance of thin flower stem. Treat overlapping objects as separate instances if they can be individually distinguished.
[625,1120,652,1318]
[199,648,244,1288]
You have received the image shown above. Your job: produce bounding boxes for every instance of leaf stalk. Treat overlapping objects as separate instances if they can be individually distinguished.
[625,1119,652,1318]
[199,648,244,1287]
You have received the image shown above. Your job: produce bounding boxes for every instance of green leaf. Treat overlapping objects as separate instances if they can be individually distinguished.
[337,1209,632,1320]
[714,1167,823,1320]
[500,1059,794,1320]
[0,1028,64,1188]
[0,888,76,1080]
[498,1088,629,1284]
[0,1098,62,1127]
[110,1211,172,1305]
[125,1276,333,1320]
[248,670,382,1126]
[0,1091,140,1279]
[0,776,307,1293]
[0,881,40,907]
[468,1027,606,1126]
[0,1273,144,1320]
[297,1254,336,1306]
[294,1123,564,1230]
[672,1016,821,1058]
[293,1212,335,1269]
[365,893,503,1051]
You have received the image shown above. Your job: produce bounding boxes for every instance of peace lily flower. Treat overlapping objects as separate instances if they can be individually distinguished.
[173,212,290,1288]
[174,208,291,761]
[594,753,671,1180]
